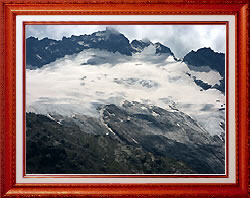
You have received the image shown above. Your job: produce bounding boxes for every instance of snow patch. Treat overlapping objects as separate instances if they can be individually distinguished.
[188,69,222,86]
[36,54,42,60]
[152,111,159,117]
[99,107,116,135]
[46,113,62,125]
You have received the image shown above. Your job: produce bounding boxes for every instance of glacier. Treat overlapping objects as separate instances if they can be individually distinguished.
[26,46,225,137]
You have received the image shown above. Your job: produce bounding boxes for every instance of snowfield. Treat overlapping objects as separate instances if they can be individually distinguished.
[26,46,225,136]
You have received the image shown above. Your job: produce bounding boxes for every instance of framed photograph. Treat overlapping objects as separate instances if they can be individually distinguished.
[0,0,249,197]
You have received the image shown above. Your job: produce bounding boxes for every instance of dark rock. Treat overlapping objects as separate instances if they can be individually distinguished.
[131,39,152,52]
[183,47,225,93]
[183,47,225,76]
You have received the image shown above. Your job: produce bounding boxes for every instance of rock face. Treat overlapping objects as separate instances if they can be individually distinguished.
[183,48,225,76]
[154,42,175,57]
[99,101,225,174]
[183,48,225,93]
[86,28,134,56]
[131,39,152,52]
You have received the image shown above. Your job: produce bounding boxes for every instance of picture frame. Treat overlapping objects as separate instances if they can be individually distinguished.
[0,0,249,197]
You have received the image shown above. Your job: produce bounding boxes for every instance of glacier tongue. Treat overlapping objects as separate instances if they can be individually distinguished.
[26,48,225,137]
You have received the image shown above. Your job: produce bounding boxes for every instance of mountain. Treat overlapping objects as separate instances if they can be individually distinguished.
[98,101,224,174]
[26,100,224,174]
[26,112,196,174]
[183,47,225,93]
[183,47,225,76]
[26,28,133,68]
[131,39,152,52]
[130,39,175,57]
[25,29,226,174]
[26,46,225,136]
[154,42,175,57]
[26,28,176,69]
[26,29,224,94]
[89,27,134,56]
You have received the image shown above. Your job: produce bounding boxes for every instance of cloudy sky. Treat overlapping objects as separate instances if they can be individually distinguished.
[26,25,226,58]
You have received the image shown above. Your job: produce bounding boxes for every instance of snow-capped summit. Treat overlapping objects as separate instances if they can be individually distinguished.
[26,28,178,69]
[131,39,152,52]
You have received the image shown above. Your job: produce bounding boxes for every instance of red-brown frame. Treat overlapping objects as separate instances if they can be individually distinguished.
[0,1,249,197]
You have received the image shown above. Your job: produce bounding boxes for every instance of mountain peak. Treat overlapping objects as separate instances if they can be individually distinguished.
[183,47,225,74]
[92,27,123,38]
[89,28,132,56]
[131,39,152,52]
[26,29,178,68]
[192,47,224,56]
[196,47,214,53]
[27,36,38,41]
[154,42,176,58]
[183,47,225,93]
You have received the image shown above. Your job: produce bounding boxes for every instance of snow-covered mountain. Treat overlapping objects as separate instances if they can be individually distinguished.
[27,47,225,136]
[26,27,177,69]
[26,28,226,174]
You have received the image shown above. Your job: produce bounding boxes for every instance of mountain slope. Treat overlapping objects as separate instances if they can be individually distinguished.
[99,102,225,174]
[26,99,225,174]
[26,112,196,174]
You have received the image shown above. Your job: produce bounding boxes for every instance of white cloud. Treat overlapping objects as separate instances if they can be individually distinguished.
[26,24,226,58]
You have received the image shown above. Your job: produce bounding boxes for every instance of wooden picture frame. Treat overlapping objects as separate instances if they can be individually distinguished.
[0,0,249,197]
